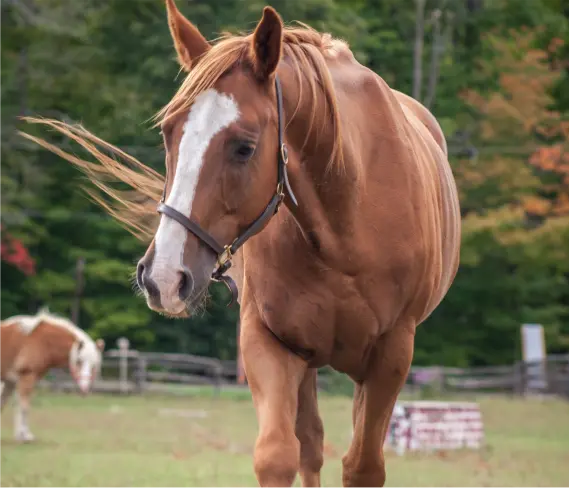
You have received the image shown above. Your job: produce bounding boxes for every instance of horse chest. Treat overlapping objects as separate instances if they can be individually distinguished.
[249,268,379,371]
[252,279,335,364]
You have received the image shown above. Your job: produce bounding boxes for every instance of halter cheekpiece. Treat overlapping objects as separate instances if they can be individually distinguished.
[157,76,297,306]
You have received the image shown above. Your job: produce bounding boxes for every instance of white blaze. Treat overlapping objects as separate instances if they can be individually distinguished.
[77,360,94,392]
[151,89,240,310]
[70,341,102,393]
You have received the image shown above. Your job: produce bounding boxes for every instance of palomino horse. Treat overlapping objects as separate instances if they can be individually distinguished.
[1,309,105,442]
[22,0,460,484]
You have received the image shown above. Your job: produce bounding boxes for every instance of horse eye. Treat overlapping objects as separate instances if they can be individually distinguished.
[233,142,255,162]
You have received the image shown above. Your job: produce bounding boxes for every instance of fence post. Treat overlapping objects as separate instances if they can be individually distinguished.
[439,366,447,395]
[213,363,222,398]
[117,337,130,395]
[518,361,527,396]
[559,355,569,400]
[135,355,147,393]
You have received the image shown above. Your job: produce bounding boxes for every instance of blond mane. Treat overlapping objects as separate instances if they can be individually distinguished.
[20,25,347,241]
[1,308,93,344]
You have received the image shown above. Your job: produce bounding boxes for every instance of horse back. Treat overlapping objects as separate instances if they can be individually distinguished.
[392,90,448,157]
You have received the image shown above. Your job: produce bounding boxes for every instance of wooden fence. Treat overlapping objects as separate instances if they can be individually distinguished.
[41,344,569,399]
[43,348,239,395]
[406,354,569,397]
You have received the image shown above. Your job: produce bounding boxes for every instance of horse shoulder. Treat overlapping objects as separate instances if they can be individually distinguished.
[351,81,460,324]
[1,324,28,379]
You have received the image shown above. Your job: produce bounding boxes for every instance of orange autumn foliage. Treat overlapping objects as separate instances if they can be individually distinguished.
[460,29,568,218]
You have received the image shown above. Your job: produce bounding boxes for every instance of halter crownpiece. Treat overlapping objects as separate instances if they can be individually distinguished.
[157,75,297,307]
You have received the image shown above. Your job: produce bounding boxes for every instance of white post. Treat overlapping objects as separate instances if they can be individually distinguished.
[117,337,130,394]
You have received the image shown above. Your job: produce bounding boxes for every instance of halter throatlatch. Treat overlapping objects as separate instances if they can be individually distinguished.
[157,75,297,307]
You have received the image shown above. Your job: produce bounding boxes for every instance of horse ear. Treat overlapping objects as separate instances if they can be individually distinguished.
[165,0,210,71]
[250,7,283,81]
[96,339,106,351]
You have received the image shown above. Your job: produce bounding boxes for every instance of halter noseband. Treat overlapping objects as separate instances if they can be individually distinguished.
[157,76,297,306]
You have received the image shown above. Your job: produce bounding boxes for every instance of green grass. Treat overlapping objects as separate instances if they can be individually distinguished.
[2,390,569,486]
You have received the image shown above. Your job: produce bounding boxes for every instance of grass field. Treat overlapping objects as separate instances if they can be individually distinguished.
[1,388,569,487]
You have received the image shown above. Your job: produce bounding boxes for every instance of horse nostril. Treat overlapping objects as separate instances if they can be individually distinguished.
[136,261,145,290]
[178,267,193,301]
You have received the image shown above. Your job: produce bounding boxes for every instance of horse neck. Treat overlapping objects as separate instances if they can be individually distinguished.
[35,322,77,370]
[279,63,360,248]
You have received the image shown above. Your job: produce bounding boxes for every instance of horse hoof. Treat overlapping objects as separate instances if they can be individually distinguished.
[16,432,35,443]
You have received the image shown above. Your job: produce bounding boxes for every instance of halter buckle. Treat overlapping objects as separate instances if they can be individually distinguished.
[216,245,233,269]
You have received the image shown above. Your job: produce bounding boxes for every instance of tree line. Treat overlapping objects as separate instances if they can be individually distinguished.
[2,0,568,366]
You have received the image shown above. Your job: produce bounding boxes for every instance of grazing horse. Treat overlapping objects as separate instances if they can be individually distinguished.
[1,309,105,442]
[21,0,460,484]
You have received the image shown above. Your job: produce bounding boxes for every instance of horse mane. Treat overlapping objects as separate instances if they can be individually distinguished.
[20,24,348,241]
[34,308,95,345]
[1,307,93,344]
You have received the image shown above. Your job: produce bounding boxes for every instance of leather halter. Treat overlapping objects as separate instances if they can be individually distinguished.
[157,76,297,306]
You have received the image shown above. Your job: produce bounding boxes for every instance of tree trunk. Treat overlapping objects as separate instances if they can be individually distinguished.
[412,0,426,100]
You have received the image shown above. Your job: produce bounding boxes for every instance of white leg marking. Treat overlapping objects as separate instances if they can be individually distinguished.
[15,391,34,443]
[1,379,16,410]
[151,89,240,311]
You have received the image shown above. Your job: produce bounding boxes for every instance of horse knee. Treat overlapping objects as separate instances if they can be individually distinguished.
[342,454,386,487]
[301,445,323,475]
[342,466,386,487]
[254,432,300,487]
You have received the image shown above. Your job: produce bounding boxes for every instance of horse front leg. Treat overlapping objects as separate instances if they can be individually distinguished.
[15,372,37,443]
[342,322,415,487]
[241,314,308,487]
[296,369,324,487]
[1,375,17,410]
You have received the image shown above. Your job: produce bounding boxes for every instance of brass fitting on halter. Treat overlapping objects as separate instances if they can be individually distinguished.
[215,244,234,273]
[280,143,289,165]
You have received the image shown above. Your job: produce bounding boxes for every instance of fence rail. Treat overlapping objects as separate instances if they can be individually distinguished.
[406,355,569,397]
[40,344,569,399]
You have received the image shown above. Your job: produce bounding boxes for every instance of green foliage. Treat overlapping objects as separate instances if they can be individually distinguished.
[1,0,568,366]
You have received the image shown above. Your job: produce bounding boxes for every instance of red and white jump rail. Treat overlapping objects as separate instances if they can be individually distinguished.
[386,401,484,455]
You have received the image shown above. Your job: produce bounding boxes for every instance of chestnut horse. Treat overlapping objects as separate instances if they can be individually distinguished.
[21,1,460,484]
[1,309,104,442]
